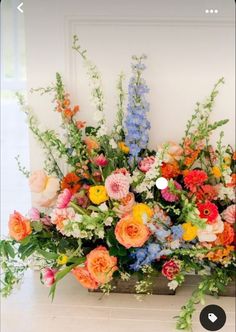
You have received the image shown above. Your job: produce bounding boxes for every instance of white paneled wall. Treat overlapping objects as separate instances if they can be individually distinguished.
[24,0,235,169]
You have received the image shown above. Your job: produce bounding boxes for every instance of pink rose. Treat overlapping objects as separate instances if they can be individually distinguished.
[138,156,155,173]
[29,170,47,193]
[93,154,108,167]
[41,268,57,287]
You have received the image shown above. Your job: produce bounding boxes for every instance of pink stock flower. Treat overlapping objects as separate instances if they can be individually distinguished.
[105,173,130,200]
[161,181,182,202]
[138,156,155,173]
[222,205,236,224]
[56,189,73,208]
[28,207,40,220]
[93,154,108,167]
[41,268,57,287]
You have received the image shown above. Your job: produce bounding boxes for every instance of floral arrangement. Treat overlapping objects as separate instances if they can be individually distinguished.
[1,36,235,330]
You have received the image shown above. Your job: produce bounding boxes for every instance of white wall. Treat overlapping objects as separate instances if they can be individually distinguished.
[24,0,235,170]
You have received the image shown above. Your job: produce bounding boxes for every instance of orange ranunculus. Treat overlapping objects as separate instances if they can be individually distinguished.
[84,136,100,153]
[61,172,81,194]
[9,211,32,241]
[215,223,234,246]
[161,162,180,179]
[227,173,236,188]
[86,246,118,284]
[72,266,98,290]
[115,214,150,249]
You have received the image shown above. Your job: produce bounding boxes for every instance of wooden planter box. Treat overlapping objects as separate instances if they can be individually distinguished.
[90,275,175,295]
[89,275,235,297]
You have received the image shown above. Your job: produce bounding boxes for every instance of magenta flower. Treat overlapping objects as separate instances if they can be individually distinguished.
[56,189,73,208]
[93,154,108,167]
[161,181,182,202]
[41,268,57,287]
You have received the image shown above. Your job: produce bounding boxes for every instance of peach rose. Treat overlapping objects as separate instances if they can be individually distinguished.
[215,223,234,246]
[114,192,135,217]
[115,214,150,249]
[36,177,60,208]
[29,170,48,193]
[197,216,224,242]
[9,211,32,241]
[158,141,183,163]
[86,246,118,284]
[72,266,99,290]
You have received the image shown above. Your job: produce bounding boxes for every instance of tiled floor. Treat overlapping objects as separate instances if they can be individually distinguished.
[1,270,235,332]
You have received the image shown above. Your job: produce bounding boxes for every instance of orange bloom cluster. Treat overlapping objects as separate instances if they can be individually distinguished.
[56,93,80,120]
[206,245,234,263]
[72,246,117,289]
[61,172,81,194]
[9,211,32,241]
[161,161,180,179]
[227,173,236,188]
[182,138,202,167]
[215,223,234,246]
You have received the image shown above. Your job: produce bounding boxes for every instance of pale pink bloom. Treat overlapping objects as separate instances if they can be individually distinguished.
[221,205,236,224]
[29,170,48,193]
[56,189,73,208]
[28,207,40,220]
[114,192,135,217]
[35,177,60,208]
[138,156,155,173]
[105,173,130,200]
[197,216,224,242]
[41,268,57,287]
[161,181,182,202]
[75,191,89,208]
[93,154,108,167]
[113,168,131,178]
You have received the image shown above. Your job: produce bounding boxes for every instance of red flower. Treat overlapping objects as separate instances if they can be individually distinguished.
[196,185,218,202]
[184,170,208,192]
[197,201,219,224]
[162,260,180,280]
[93,154,108,167]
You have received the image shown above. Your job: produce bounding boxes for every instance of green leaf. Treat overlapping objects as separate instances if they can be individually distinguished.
[31,221,43,232]
[4,242,15,258]
[37,249,58,260]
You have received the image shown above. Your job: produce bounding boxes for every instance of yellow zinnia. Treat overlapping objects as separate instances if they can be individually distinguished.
[89,185,108,205]
[182,222,198,241]
[133,203,153,223]
[118,142,130,154]
[212,166,222,178]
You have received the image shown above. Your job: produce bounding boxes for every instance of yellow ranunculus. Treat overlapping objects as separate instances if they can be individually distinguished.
[57,254,68,265]
[133,203,153,223]
[212,166,222,178]
[118,142,130,154]
[89,185,108,205]
[182,222,198,241]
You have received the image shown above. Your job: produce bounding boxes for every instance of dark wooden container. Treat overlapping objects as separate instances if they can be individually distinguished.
[89,275,175,295]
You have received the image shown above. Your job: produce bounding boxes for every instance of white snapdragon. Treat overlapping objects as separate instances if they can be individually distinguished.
[168,280,179,291]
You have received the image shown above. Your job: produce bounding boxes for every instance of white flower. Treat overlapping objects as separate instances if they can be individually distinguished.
[168,280,179,290]
[104,217,113,226]
[170,239,180,250]
[217,184,235,201]
[197,216,224,242]
[99,203,108,212]
[110,138,117,149]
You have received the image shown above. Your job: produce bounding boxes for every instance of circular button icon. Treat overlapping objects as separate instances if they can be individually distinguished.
[200,305,226,331]
[155,177,168,189]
